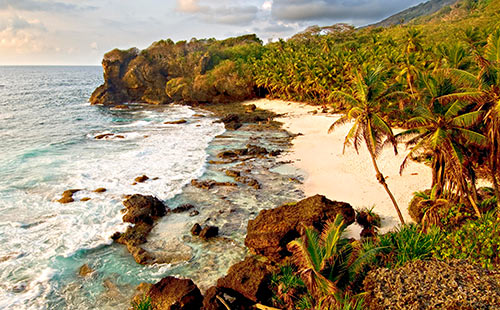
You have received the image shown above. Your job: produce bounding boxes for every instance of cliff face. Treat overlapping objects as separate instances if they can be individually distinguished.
[90,35,263,105]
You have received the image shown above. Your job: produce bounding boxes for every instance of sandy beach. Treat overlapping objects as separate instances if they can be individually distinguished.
[249,99,433,235]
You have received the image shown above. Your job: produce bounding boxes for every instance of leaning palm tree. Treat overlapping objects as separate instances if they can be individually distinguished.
[287,214,378,309]
[396,72,487,218]
[328,65,406,225]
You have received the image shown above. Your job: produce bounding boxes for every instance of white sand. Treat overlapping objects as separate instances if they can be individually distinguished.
[248,99,432,235]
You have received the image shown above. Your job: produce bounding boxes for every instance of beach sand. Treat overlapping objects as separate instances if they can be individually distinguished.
[248,99,433,235]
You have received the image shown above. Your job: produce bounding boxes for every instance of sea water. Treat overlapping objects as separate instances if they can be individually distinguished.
[0,66,226,309]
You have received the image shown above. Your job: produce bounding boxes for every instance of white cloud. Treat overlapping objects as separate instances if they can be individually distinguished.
[176,0,259,25]
[177,0,201,13]
[90,41,97,50]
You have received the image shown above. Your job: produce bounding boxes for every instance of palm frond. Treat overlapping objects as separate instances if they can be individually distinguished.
[328,115,350,134]
[451,111,484,127]
[456,128,487,146]
[444,100,469,119]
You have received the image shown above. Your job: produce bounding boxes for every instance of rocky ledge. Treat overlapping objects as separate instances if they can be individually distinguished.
[132,195,355,309]
[90,35,262,106]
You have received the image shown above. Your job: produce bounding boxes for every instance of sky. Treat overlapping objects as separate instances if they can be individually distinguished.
[0,0,426,65]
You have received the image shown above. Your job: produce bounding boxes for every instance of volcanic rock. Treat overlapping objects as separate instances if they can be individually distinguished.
[245,195,355,262]
[147,276,203,310]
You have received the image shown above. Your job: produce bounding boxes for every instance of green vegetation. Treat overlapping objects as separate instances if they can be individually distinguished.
[131,295,153,310]
[434,210,500,269]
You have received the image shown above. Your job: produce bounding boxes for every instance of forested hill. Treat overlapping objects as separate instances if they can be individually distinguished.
[90,0,499,107]
[371,0,459,27]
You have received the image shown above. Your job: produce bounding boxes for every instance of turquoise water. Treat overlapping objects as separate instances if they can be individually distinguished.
[0,66,226,309]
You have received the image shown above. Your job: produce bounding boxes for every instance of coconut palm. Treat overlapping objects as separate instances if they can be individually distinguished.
[396,72,487,217]
[328,65,406,225]
[450,28,500,212]
[287,214,378,308]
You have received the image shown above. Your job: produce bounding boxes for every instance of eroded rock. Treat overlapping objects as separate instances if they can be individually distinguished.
[148,277,203,310]
[245,195,355,262]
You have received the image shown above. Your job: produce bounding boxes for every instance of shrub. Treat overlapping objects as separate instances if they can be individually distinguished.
[379,224,444,268]
[433,210,500,269]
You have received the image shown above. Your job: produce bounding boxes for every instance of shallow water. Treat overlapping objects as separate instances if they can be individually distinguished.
[0,66,304,309]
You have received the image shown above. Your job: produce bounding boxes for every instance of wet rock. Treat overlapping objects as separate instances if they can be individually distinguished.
[363,259,500,310]
[164,119,187,125]
[225,170,241,178]
[94,133,114,140]
[191,223,202,236]
[115,135,125,139]
[193,114,205,118]
[245,144,268,156]
[122,194,168,224]
[115,222,153,247]
[190,210,200,217]
[191,179,237,190]
[93,187,107,193]
[269,150,282,157]
[57,189,81,204]
[220,114,242,130]
[134,175,149,183]
[199,226,219,240]
[234,176,260,190]
[245,195,355,262]
[148,276,203,310]
[80,197,91,202]
[172,204,195,213]
[78,264,94,277]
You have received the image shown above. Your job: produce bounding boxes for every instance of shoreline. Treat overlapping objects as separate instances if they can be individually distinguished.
[247,99,433,234]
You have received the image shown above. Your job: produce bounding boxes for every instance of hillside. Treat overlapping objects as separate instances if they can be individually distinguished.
[371,0,459,27]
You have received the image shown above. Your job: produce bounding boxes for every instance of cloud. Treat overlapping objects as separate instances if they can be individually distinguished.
[0,14,46,33]
[271,0,423,23]
[0,0,96,12]
[176,0,259,25]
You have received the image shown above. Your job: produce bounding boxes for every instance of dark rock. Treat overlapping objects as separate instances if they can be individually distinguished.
[234,176,260,189]
[164,119,187,125]
[217,256,274,303]
[80,197,91,202]
[115,135,125,139]
[172,204,195,213]
[148,276,203,310]
[116,222,153,247]
[191,179,237,190]
[134,175,149,183]
[217,151,239,159]
[269,150,282,157]
[190,210,200,217]
[245,144,268,156]
[245,195,355,262]
[78,264,94,277]
[95,133,114,139]
[191,223,202,236]
[110,232,121,241]
[199,226,219,240]
[122,194,168,224]
[225,170,241,178]
[93,187,107,193]
[57,189,81,204]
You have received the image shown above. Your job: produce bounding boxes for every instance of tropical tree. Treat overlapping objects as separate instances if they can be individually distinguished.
[451,28,500,212]
[328,65,406,225]
[287,214,378,308]
[396,72,487,218]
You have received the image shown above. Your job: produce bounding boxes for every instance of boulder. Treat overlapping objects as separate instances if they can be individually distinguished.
[134,175,149,183]
[245,104,257,113]
[164,119,187,125]
[122,194,168,224]
[216,256,274,303]
[57,189,81,204]
[191,223,202,236]
[245,195,355,262]
[93,187,107,193]
[78,264,94,277]
[199,226,219,240]
[191,179,237,190]
[148,276,203,310]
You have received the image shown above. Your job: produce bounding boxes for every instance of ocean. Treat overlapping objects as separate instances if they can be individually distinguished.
[0,66,303,309]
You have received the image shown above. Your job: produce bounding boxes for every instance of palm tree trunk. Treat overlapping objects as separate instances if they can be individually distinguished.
[366,143,405,225]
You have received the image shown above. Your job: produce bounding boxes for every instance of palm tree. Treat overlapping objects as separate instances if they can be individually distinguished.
[451,28,500,212]
[287,214,378,308]
[328,65,406,225]
[396,72,487,218]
